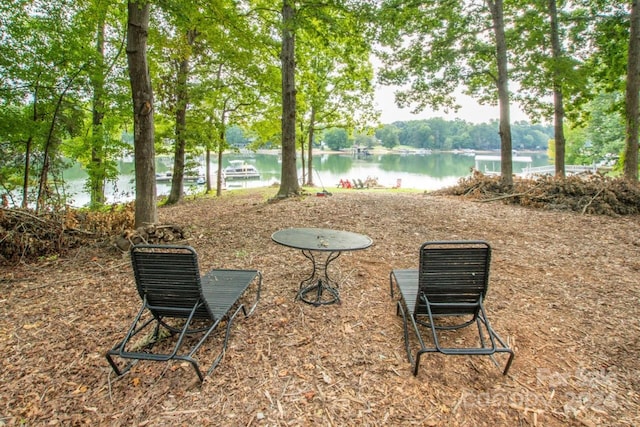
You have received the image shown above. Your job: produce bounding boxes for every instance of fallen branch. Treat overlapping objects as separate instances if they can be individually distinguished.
[475,182,543,203]
[1,208,49,224]
[477,188,538,203]
[581,187,605,215]
[477,192,527,203]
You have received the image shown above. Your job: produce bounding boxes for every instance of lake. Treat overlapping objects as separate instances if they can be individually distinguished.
[62,150,551,207]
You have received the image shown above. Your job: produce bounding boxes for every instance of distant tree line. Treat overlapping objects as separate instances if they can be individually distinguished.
[318,119,553,152]
[317,96,627,167]
[374,119,552,152]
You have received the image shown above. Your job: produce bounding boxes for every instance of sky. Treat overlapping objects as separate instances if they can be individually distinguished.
[373,84,530,125]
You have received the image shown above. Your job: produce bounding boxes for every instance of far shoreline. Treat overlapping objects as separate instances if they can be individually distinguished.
[255,147,548,156]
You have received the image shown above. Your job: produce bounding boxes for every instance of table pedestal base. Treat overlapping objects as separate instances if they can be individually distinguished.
[297,250,341,306]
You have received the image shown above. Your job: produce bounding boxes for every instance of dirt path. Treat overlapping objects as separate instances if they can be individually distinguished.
[1,190,639,426]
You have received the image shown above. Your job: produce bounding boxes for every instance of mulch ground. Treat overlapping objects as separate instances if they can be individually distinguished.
[1,178,639,426]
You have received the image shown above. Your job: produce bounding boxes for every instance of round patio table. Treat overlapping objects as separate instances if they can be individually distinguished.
[271,227,373,306]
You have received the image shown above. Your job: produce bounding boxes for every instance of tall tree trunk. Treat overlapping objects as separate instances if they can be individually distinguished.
[488,0,513,186]
[625,0,640,183]
[306,106,316,186]
[127,1,157,226]
[166,60,188,204]
[549,0,566,178]
[22,136,32,209]
[205,148,213,195]
[36,66,84,212]
[22,86,38,209]
[90,17,107,207]
[216,147,224,197]
[212,64,225,197]
[167,29,196,204]
[214,98,230,197]
[217,111,227,195]
[278,0,300,197]
[299,123,306,185]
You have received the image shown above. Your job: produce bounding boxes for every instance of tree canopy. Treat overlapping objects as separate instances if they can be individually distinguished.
[0,0,638,215]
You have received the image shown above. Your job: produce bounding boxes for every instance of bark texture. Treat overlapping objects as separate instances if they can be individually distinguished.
[127,1,157,226]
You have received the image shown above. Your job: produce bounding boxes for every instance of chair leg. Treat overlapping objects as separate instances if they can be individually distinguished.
[205,304,245,377]
[410,315,432,377]
[389,272,395,298]
[407,310,515,376]
[106,301,214,382]
[244,272,262,317]
[389,271,402,299]
[477,303,515,375]
[105,305,158,377]
[396,301,414,368]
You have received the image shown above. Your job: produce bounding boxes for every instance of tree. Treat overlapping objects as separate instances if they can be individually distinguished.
[470,122,500,150]
[278,0,300,197]
[585,1,639,179]
[89,8,108,207]
[625,0,640,182]
[548,0,567,177]
[294,2,376,186]
[375,125,399,150]
[80,1,129,209]
[185,1,280,197]
[354,133,376,148]
[377,0,515,185]
[148,3,201,205]
[163,26,198,205]
[274,0,376,196]
[297,51,375,186]
[487,0,513,184]
[323,127,349,150]
[508,0,592,178]
[1,1,97,210]
[127,1,157,226]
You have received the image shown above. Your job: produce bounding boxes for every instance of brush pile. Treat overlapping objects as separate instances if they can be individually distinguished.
[438,172,640,216]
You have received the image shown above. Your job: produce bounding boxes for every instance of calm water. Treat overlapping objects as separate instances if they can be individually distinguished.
[63,151,550,207]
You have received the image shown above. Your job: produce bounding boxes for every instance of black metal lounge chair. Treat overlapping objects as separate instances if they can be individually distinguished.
[389,240,514,376]
[106,244,262,382]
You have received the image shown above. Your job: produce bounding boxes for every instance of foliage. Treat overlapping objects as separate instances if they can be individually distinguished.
[564,93,626,168]
[0,0,130,210]
[226,126,251,147]
[507,0,592,122]
[375,125,399,149]
[322,127,349,150]
[353,133,377,148]
[376,119,552,151]
[374,0,638,179]
[295,3,377,133]
[1,0,638,213]
[586,2,631,99]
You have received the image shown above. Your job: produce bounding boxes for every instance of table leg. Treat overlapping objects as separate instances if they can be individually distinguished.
[297,250,342,306]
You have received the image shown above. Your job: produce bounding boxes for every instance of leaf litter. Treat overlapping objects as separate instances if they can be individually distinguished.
[1,175,639,426]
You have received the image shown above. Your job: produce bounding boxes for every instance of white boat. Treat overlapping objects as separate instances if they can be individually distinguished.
[155,171,205,183]
[223,160,260,179]
[155,172,174,182]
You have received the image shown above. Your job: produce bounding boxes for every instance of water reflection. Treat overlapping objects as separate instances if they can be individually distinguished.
[62,151,550,207]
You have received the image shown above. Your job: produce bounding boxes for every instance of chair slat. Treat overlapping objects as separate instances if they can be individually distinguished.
[417,242,490,316]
